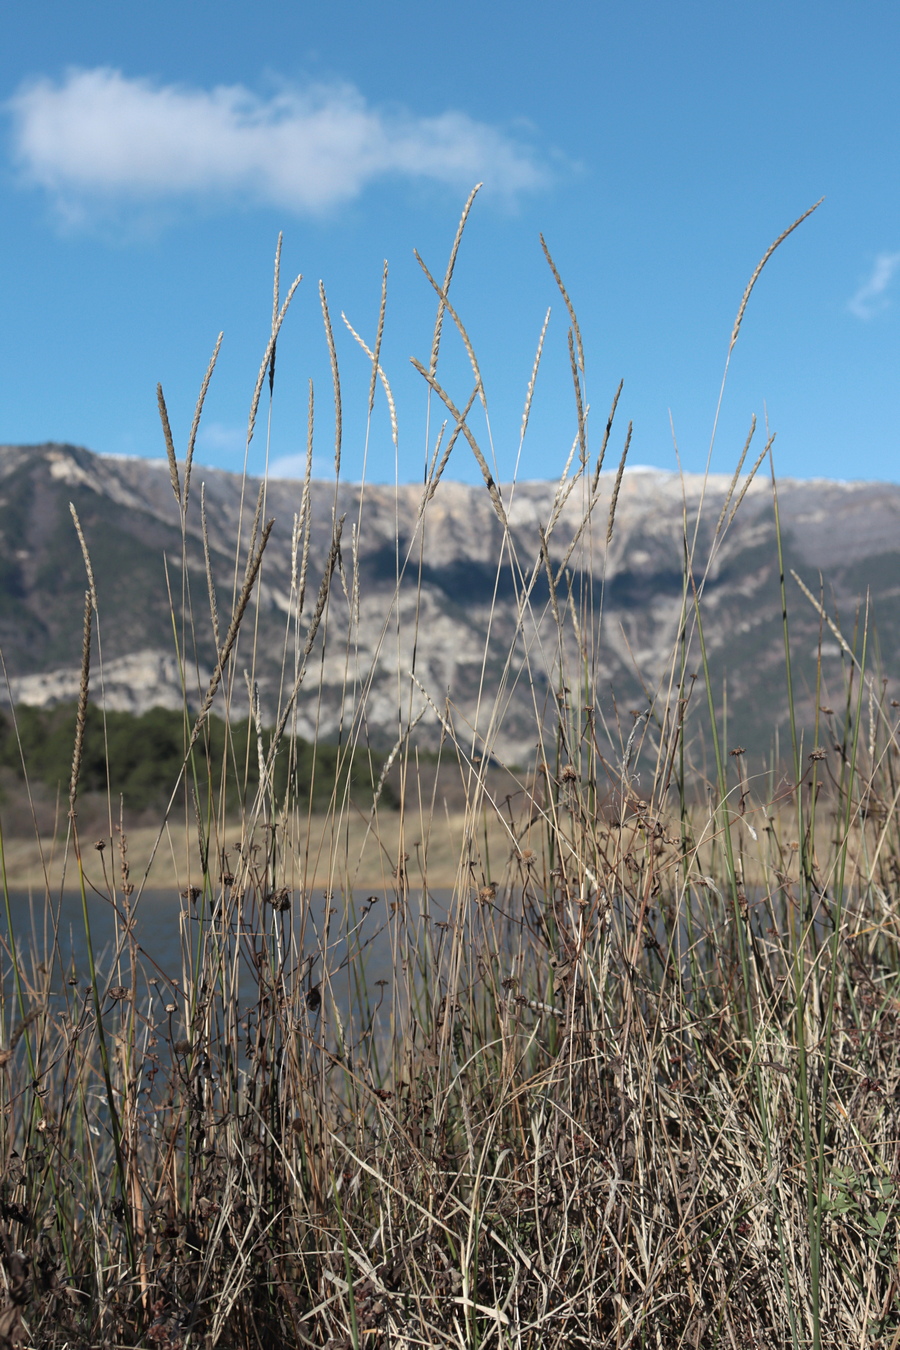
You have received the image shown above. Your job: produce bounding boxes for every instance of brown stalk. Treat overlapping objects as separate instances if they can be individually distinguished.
[157,383,180,507]
[189,516,275,748]
[728,199,824,357]
[540,232,585,375]
[184,331,223,516]
[68,590,92,817]
[429,182,482,377]
[409,357,506,526]
[200,481,221,652]
[320,281,342,478]
[606,423,632,545]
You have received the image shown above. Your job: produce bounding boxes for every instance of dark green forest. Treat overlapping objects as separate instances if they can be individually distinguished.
[0,704,391,815]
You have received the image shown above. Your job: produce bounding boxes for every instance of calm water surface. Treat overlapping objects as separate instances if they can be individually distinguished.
[1,887,464,1010]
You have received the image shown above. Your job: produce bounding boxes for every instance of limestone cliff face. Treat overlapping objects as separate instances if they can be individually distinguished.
[0,441,897,764]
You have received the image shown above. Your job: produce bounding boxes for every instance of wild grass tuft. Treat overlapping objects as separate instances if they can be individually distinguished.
[0,195,896,1350]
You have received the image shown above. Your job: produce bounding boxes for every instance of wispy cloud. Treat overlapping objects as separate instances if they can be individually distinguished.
[7,68,550,225]
[196,422,245,455]
[848,251,900,319]
[269,451,332,480]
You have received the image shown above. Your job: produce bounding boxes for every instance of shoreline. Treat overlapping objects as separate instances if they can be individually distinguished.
[0,808,516,894]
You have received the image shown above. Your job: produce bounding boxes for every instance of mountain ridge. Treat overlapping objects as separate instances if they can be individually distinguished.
[1,440,899,766]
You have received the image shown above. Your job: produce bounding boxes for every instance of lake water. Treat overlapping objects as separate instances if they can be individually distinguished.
[0,886,469,1019]
[0,882,806,1025]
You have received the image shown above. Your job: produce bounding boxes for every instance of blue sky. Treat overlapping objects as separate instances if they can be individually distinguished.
[0,1,897,485]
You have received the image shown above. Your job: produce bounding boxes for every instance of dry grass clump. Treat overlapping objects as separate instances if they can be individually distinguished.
[2,195,899,1350]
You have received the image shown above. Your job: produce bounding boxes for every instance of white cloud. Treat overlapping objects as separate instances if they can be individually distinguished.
[269,451,331,480]
[196,422,244,454]
[7,68,550,223]
[848,251,900,319]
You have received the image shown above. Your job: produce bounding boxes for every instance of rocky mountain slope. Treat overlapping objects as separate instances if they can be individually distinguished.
[0,441,898,769]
